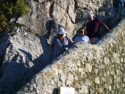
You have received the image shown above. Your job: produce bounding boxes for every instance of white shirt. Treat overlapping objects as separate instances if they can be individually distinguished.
[74,35,90,43]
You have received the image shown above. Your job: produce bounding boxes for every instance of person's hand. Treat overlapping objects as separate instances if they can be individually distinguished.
[108,29,112,32]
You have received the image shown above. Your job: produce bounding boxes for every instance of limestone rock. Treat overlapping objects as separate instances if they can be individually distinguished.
[0,28,50,93]
[16,0,112,36]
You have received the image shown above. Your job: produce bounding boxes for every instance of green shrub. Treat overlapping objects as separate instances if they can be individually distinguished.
[0,0,29,36]
[14,0,29,18]
[0,15,7,35]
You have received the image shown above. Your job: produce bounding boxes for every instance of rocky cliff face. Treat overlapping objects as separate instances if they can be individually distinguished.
[0,0,124,94]
[0,28,50,93]
[17,0,113,36]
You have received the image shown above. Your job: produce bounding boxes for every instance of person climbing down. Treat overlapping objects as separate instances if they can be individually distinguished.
[73,27,90,43]
[50,26,74,61]
[86,11,111,44]
[44,20,58,39]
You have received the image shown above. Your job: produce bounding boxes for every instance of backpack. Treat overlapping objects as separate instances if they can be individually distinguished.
[113,0,124,8]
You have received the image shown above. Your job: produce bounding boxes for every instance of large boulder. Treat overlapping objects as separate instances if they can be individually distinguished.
[0,28,50,94]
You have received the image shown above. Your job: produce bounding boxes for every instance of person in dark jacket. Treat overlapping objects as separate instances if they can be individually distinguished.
[44,20,58,39]
[86,12,111,44]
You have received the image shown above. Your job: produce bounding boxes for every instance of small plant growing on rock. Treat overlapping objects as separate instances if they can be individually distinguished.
[0,0,29,36]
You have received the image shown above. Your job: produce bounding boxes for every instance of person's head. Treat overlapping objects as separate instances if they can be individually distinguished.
[77,27,86,36]
[56,26,66,39]
[88,12,95,21]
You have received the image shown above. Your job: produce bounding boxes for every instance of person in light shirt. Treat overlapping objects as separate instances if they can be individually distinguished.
[50,26,74,61]
[73,27,90,43]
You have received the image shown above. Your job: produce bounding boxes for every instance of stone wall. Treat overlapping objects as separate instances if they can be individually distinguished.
[18,19,125,94]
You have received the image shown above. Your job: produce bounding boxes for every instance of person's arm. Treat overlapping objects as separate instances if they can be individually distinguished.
[50,37,55,55]
[66,36,75,46]
[99,20,111,32]
[50,44,54,55]
[70,39,74,44]
[94,21,100,33]
[69,37,74,44]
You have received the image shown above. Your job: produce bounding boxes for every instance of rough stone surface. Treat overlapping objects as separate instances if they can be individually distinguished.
[17,19,125,94]
[17,0,113,36]
[0,0,125,94]
[0,28,50,94]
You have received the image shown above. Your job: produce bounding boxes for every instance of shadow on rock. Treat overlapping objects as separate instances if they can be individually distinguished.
[0,37,50,94]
